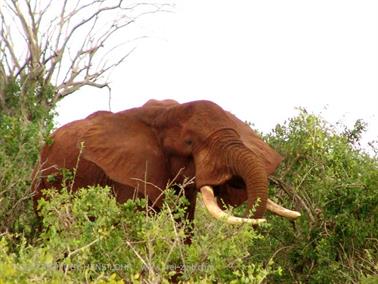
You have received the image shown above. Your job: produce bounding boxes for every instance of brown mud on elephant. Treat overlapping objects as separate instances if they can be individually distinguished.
[32,100,300,225]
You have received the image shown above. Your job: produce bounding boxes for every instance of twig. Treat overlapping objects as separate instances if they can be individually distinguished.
[66,237,101,258]
[165,206,186,270]
[269,176,315,223]
[125,239,156,280]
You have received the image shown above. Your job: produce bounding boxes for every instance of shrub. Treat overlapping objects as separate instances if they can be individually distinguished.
[257,109,378,283]
[0,79,54,234]
[0,186,275,283]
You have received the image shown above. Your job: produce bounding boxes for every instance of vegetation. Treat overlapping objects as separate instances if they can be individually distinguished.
[0,78,54,234]
[1,80,377,283]
[1,186,278,283]
[260,110,378,283]
[2,2,375,282]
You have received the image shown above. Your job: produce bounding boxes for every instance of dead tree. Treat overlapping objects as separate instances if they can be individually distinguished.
[0,0,171,116]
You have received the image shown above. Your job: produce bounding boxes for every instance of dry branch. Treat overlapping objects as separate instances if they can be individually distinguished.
[269,176,316,223]
[0,0,172,111]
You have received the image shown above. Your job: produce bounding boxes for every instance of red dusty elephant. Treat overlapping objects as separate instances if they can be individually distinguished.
[32,100,300,224]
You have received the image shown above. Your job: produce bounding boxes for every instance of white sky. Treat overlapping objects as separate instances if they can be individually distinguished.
[57,0,378,150]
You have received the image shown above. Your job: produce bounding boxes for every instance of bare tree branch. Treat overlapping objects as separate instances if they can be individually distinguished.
[0,0,173,112]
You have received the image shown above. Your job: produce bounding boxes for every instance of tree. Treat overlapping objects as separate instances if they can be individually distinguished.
[0,0,170,118]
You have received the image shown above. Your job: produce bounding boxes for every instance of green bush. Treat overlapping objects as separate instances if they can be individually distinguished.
[0,79,54,234]
[0,186,274,283]
[257,109,378,283]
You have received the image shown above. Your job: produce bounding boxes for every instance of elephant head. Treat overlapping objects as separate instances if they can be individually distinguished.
[32,100,300,224]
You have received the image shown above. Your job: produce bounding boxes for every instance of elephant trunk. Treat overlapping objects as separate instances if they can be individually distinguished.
[196,129,300,223]
[195,130,269,221]
[230,146,268,219]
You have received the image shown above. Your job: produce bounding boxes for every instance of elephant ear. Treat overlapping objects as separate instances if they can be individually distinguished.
[227,112,283,175]
[80,111,168,207]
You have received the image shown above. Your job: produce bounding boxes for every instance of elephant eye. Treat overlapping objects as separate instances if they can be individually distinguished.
[184,139,193,146]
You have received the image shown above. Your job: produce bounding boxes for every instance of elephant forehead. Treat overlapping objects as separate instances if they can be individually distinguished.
[185,103,237,133]
[188,100,228,118]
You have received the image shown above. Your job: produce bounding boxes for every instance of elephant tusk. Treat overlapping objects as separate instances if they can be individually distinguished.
[266,199,301,220]
[200,186,266,225]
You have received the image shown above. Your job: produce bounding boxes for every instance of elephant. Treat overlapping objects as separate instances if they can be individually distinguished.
[32,99,300,225]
